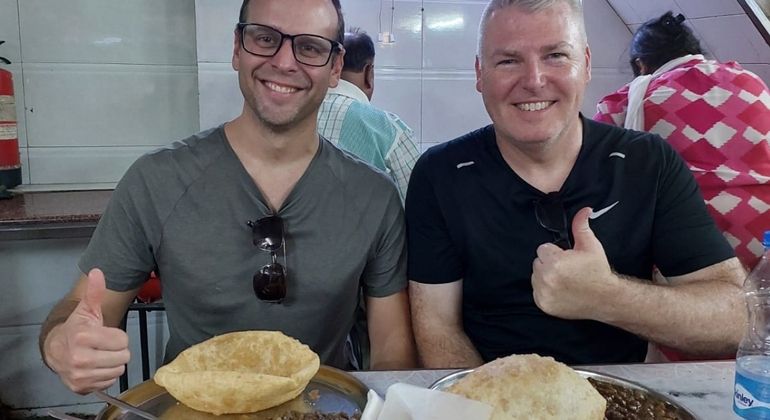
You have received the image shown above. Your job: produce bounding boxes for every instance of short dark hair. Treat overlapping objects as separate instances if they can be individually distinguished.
[342,28,375,72]
[238,0,345,44]
[630,11,704,76]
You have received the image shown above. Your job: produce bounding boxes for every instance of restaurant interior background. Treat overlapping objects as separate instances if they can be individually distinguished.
[0,0,768,416]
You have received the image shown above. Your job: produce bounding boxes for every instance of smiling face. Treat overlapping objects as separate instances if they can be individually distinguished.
[232,0,343,132]
[475,2,591,149]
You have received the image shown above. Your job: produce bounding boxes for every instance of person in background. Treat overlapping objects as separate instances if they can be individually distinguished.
[594,11,770,362]
[406,0,746,369]
[317,28,419,202]
[595,11,770,271]
[39,0,416,395]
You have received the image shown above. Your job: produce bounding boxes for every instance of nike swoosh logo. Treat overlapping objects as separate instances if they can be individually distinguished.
[456,161,475,169]
[589,201,619,219]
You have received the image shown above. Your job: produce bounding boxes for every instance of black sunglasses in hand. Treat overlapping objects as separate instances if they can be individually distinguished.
[247,215,287,303]
[534,192,572,250]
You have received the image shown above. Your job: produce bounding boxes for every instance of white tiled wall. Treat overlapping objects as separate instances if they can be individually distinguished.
[337,0,424,69]
[606,0,770,68]
[18,1,197,65]
[0,0,20,64]
[195,0,242,64]
[689,14,770,63]
[1,0,200,191]
[198,62,243,131]
[372,69,422,139]
[676,0,745,18]
[606,0,686,24]
[422,2,484,71]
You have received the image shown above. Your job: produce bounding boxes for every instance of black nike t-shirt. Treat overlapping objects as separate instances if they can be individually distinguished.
[405,116,734,364]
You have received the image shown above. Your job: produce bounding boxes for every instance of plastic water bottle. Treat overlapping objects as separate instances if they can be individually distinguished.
[735,231,770,419]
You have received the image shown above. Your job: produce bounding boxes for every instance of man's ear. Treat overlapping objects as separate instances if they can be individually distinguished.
[364,62,374,91]
[475,55,483,93]
[584,44,592,82]
[329,49,345,88]
[232,28,241,71]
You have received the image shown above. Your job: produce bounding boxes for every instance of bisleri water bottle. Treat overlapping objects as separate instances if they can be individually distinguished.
[735,231,770,419]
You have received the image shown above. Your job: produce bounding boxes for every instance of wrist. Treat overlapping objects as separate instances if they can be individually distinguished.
[40,323,64,371]
[592,272,626,323]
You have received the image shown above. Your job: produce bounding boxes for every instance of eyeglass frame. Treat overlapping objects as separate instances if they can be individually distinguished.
[533,192,573,250]
[236,22,343,67]
[246,215,288,303]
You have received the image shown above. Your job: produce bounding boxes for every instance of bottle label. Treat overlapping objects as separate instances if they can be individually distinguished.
[0,95,16,122]
[735,371,770,418]
[0,123,17,141]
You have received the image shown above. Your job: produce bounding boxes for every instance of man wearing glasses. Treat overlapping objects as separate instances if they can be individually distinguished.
[39,0,416,395]
[407,0,746,368]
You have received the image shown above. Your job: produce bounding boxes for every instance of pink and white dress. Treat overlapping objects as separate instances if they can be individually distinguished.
[595,55,770,270]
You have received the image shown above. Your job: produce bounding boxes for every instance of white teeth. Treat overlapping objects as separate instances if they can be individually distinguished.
[517,101,552,111]
[265,81,298,94]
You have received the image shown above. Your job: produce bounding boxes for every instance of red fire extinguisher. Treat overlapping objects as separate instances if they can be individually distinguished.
[0,40,21,189]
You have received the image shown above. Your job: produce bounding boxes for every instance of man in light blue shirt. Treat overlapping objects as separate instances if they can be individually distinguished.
[317,29,418,202]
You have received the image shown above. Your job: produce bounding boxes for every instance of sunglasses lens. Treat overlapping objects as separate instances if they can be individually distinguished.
[252,216,284,251]
[253,262,286,302]
[534,193,572,250]
[535,199,565,230]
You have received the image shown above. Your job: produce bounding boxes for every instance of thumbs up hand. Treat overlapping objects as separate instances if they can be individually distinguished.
[44,269,131,394]
[531,207,619,320]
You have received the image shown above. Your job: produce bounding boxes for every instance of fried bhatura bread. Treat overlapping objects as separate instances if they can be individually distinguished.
[154,330,320,415]
[447,354,606,420]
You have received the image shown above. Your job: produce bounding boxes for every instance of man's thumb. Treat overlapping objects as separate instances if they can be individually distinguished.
[77,268,106,324]
[571,207,601,252]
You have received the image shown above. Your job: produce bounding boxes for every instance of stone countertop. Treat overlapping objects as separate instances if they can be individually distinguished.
[34,360,736,418]
[351,360,738,420]
[0,190,111,240]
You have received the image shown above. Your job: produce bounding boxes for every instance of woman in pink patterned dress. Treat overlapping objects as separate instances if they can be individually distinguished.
[595,11,770,271]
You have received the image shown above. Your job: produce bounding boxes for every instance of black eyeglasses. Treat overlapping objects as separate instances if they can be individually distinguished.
[237,22,342,67]
[247,215,287,303]
[533,192,572,250]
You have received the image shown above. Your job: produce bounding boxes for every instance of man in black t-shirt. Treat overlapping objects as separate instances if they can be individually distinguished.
[406,0,746,367]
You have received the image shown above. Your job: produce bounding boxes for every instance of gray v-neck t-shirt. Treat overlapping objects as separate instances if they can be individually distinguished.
[79,126,407,368]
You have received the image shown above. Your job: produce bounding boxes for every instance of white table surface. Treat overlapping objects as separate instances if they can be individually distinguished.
[350,360,739,420]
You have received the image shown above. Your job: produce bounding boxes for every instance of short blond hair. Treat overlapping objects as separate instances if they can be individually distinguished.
[477,0,586,58]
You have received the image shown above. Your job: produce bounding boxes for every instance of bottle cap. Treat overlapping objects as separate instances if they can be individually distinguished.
[764,230,770,248]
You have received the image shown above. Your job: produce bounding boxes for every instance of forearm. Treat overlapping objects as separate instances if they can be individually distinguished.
[596,274,745,356]
[367,291,418,370]
[414,324,484,368]
[369,328,418,370]
[408,280,481,368]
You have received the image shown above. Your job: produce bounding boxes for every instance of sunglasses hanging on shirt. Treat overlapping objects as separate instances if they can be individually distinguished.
[533,192,573,250]
[247,215,287,303]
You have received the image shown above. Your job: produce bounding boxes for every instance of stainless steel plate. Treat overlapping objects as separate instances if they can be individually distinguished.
[430,368,697,420]
[97,365,367,419]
